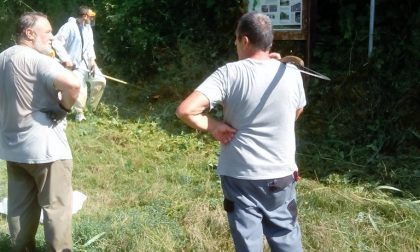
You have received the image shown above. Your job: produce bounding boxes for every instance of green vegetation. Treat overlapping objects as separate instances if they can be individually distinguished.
[0,85,419,251]
[0,0,418,251]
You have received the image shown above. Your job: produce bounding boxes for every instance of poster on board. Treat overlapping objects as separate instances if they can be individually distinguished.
[248,0,302,31]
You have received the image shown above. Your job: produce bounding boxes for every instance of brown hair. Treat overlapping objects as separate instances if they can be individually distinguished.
[236,12,273,51]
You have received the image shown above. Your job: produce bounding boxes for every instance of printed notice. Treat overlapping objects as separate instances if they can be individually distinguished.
[248,0,302,30]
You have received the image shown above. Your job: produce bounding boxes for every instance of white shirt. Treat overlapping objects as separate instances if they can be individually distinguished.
[53,17,96,71]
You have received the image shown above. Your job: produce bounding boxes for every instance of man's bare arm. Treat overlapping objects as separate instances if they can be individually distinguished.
[176,91,236,144]
[296,108,304,120]
[54,69,80,110]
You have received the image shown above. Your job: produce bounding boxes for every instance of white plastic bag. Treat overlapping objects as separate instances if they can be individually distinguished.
[0,191,87,223]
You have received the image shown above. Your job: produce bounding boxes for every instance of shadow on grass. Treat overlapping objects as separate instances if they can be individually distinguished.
[296,138,420,198]
[0,232,47,252]
[100,84,420,198]
[0,232,12,251]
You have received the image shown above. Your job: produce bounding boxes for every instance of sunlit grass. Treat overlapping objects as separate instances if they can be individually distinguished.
[299,179,419,251]
[0,85,418,251]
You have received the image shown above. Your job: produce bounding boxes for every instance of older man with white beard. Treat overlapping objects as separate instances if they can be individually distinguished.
[0,12,80,251]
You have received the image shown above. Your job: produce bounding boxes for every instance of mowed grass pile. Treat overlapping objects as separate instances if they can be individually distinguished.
[0,84,419,251]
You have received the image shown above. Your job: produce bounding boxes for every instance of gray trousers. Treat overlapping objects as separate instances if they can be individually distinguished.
[7,160,73,252]
[221,174,303,252]
[73,66,106,113]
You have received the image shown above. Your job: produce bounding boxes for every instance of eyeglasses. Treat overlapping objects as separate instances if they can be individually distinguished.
[80,10,96,17]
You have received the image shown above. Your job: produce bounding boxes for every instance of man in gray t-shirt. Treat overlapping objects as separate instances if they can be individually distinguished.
[0,12,80,251]
[177,12,305,251]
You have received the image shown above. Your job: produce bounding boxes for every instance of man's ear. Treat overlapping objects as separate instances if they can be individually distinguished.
[25,28,36,40]
[242,36,250,47]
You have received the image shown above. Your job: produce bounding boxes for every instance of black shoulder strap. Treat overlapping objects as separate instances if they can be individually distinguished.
[248,63,286,118]
[77,23,89,68]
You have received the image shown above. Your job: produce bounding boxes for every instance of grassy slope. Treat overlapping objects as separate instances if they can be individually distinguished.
[0,84,419,251]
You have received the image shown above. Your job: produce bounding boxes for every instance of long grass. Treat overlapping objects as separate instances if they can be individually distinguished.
[0,84,419,251]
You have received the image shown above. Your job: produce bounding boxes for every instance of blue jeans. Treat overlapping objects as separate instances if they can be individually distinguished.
[221,175,302,252]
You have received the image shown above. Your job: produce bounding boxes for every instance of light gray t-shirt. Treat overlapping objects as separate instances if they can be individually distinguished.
[196,58,306,180]
[0,45,72,163]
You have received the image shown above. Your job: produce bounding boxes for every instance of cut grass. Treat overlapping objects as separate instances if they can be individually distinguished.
[0,85,418,251]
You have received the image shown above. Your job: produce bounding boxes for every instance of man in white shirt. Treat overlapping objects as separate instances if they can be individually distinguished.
[53,5,106,122]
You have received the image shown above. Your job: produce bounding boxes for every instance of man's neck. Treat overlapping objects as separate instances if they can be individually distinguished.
[19,40,34,49]
[248,50,270,60]
[76,18,85,26]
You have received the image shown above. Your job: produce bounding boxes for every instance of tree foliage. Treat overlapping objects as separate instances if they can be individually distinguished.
[95,0,244,81]
[306,0,419,154]
[299,0,419,192]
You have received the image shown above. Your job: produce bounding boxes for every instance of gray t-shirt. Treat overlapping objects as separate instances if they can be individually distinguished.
[196,58,306,180]
[0,45,72,163]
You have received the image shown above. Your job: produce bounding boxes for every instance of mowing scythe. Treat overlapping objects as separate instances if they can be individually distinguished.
[279,56,331,81]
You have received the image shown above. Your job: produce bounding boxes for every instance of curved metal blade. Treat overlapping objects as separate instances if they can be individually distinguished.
[297,66,331,81]
[286,64,331,81]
